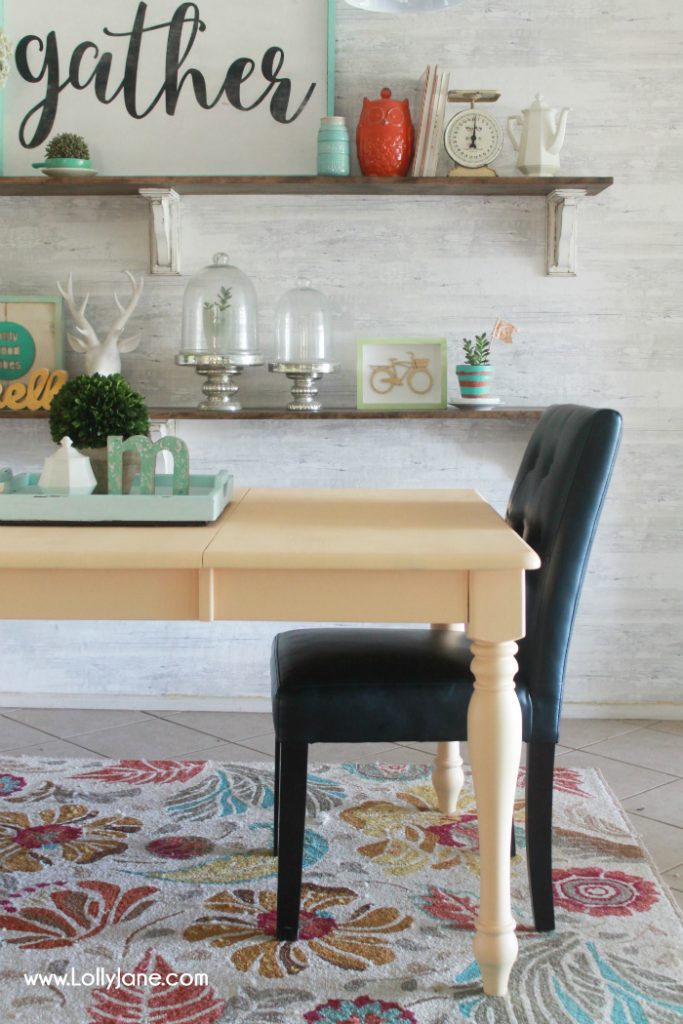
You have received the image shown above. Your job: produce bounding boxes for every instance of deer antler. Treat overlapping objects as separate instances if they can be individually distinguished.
[57,273,100,352]
[106,271,144,351]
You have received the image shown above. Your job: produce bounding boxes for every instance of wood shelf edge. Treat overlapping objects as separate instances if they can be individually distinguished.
[0,175,614,198]
[0,406,544,421]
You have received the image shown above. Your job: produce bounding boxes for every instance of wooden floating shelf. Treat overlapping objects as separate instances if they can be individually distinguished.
[0,406,543,422]
[0,174,612,198]
[0,174,613,277]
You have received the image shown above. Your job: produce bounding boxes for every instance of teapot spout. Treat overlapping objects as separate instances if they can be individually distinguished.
[548,107,570,155]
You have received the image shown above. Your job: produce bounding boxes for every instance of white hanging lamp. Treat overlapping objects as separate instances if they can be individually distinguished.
[345,0,458,11]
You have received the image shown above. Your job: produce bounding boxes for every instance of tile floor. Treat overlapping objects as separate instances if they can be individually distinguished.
[0,709,681,909]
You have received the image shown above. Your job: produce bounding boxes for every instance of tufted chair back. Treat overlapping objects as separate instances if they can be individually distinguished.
[507,405,622,744]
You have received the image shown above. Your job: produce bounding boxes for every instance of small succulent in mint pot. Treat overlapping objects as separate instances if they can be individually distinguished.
[34,132,92,172]
[46,133,91,161]
[456,332,494,398]
[49,373,150,494]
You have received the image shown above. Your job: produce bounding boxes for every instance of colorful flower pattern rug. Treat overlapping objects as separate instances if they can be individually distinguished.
[0,757,681,1023]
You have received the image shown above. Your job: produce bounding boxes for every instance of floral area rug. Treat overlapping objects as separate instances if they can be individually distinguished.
[0,757,681,1024]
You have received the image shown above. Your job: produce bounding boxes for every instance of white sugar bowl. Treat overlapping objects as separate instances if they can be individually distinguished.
[38,436,97,495]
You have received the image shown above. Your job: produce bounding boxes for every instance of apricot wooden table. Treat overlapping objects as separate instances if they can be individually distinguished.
[0,486,540,996]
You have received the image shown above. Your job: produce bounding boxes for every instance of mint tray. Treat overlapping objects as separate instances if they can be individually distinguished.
[0,470,233,524]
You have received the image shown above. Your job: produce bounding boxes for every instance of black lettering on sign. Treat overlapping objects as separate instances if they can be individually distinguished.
[14,1,318,148]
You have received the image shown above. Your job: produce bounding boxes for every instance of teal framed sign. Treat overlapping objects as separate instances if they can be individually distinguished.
[0,0,336,175]
[0,295,63,383]
[357,338,448,411]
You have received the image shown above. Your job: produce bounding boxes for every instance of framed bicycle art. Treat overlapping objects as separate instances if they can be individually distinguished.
[357,338,447,411]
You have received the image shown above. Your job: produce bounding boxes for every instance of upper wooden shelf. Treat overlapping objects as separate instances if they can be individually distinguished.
[0,406,543,422]
[0,174,613,276]
[0,174,612,198]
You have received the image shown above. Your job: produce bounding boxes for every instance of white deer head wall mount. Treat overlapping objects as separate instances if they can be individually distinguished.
[57,271,145,376]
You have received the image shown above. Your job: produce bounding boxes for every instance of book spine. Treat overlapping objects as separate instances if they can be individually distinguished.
[409,65,433,177]
[416,65,438,178]
[425,71,450,176]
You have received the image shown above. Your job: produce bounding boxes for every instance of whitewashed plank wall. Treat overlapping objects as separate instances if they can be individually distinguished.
[0,0,681,716]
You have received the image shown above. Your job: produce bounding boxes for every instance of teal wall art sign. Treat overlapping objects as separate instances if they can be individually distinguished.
[0,321,36,380]
[0,296,63,384]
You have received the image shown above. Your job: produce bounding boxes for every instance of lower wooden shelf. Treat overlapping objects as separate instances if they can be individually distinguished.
[0,406,543,421]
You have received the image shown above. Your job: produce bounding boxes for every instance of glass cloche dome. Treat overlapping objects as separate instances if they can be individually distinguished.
[180,252,261,362]
[274,276,333,364]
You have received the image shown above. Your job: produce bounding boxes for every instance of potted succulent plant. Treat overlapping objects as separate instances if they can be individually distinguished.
[48,373,150,494]
[32,132,93,176]
[456,332,494,398]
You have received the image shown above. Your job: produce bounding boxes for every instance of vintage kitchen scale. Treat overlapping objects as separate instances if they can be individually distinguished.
[444,89,503,177]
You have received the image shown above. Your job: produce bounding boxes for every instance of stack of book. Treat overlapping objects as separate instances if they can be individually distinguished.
[410,65,451,177]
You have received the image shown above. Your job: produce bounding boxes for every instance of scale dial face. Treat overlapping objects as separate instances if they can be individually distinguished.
[444,109,503,169]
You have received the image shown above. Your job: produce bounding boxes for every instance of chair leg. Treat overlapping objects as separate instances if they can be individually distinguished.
[525,739,556,931]
[432,740,465,814]
[276,741,308,942]
[510,818,516,858]
[273,739,282,856]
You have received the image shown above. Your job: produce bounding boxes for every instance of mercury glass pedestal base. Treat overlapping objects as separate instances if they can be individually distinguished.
[268,361,339,412]
[176,353,263,411]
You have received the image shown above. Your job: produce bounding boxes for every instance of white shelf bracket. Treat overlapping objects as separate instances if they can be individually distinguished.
[138,188,181,276]
[546,188,587,277]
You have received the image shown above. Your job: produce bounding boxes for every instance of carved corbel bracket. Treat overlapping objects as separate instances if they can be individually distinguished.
[138,188,181,276]
[546,188,588,277]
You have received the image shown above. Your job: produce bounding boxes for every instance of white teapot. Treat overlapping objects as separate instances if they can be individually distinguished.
[507,94,570,176]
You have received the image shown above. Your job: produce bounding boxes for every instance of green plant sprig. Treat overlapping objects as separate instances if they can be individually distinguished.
[49,373,149,450]
[45,132,90,160]
[203,286,232,316]
[462,333,491,366]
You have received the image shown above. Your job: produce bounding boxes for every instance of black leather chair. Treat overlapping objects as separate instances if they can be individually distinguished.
[270,405,622,940]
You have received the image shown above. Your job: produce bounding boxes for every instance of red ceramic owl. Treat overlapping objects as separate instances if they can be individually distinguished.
[356,88,414,177]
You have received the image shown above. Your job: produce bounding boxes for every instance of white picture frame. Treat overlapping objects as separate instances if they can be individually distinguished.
[0,0,336,176]
[357,338,447,410]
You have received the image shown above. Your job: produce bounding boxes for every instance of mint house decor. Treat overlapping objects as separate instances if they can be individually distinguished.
[1,0,336,175]
[48,372,150,493]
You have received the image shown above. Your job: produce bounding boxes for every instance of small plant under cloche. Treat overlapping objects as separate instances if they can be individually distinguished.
[45,133,91,161]
[49,373,149,451]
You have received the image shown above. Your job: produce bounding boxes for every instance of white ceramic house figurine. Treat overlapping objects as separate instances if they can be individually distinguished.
[38,436,97,495]
[57,271,144,376]
[507,94,570,176]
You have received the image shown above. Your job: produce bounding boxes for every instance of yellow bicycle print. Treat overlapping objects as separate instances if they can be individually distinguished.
[369,352,434,395]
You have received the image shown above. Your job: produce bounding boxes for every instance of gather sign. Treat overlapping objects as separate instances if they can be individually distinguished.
[1,0,333,175]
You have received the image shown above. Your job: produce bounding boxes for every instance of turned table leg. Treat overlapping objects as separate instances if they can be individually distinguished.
[468,637,521,996]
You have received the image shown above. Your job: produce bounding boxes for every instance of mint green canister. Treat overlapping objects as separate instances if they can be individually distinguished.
[317,116,350,176]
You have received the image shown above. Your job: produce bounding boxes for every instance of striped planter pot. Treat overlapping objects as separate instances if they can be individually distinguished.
[456,363,494,397]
